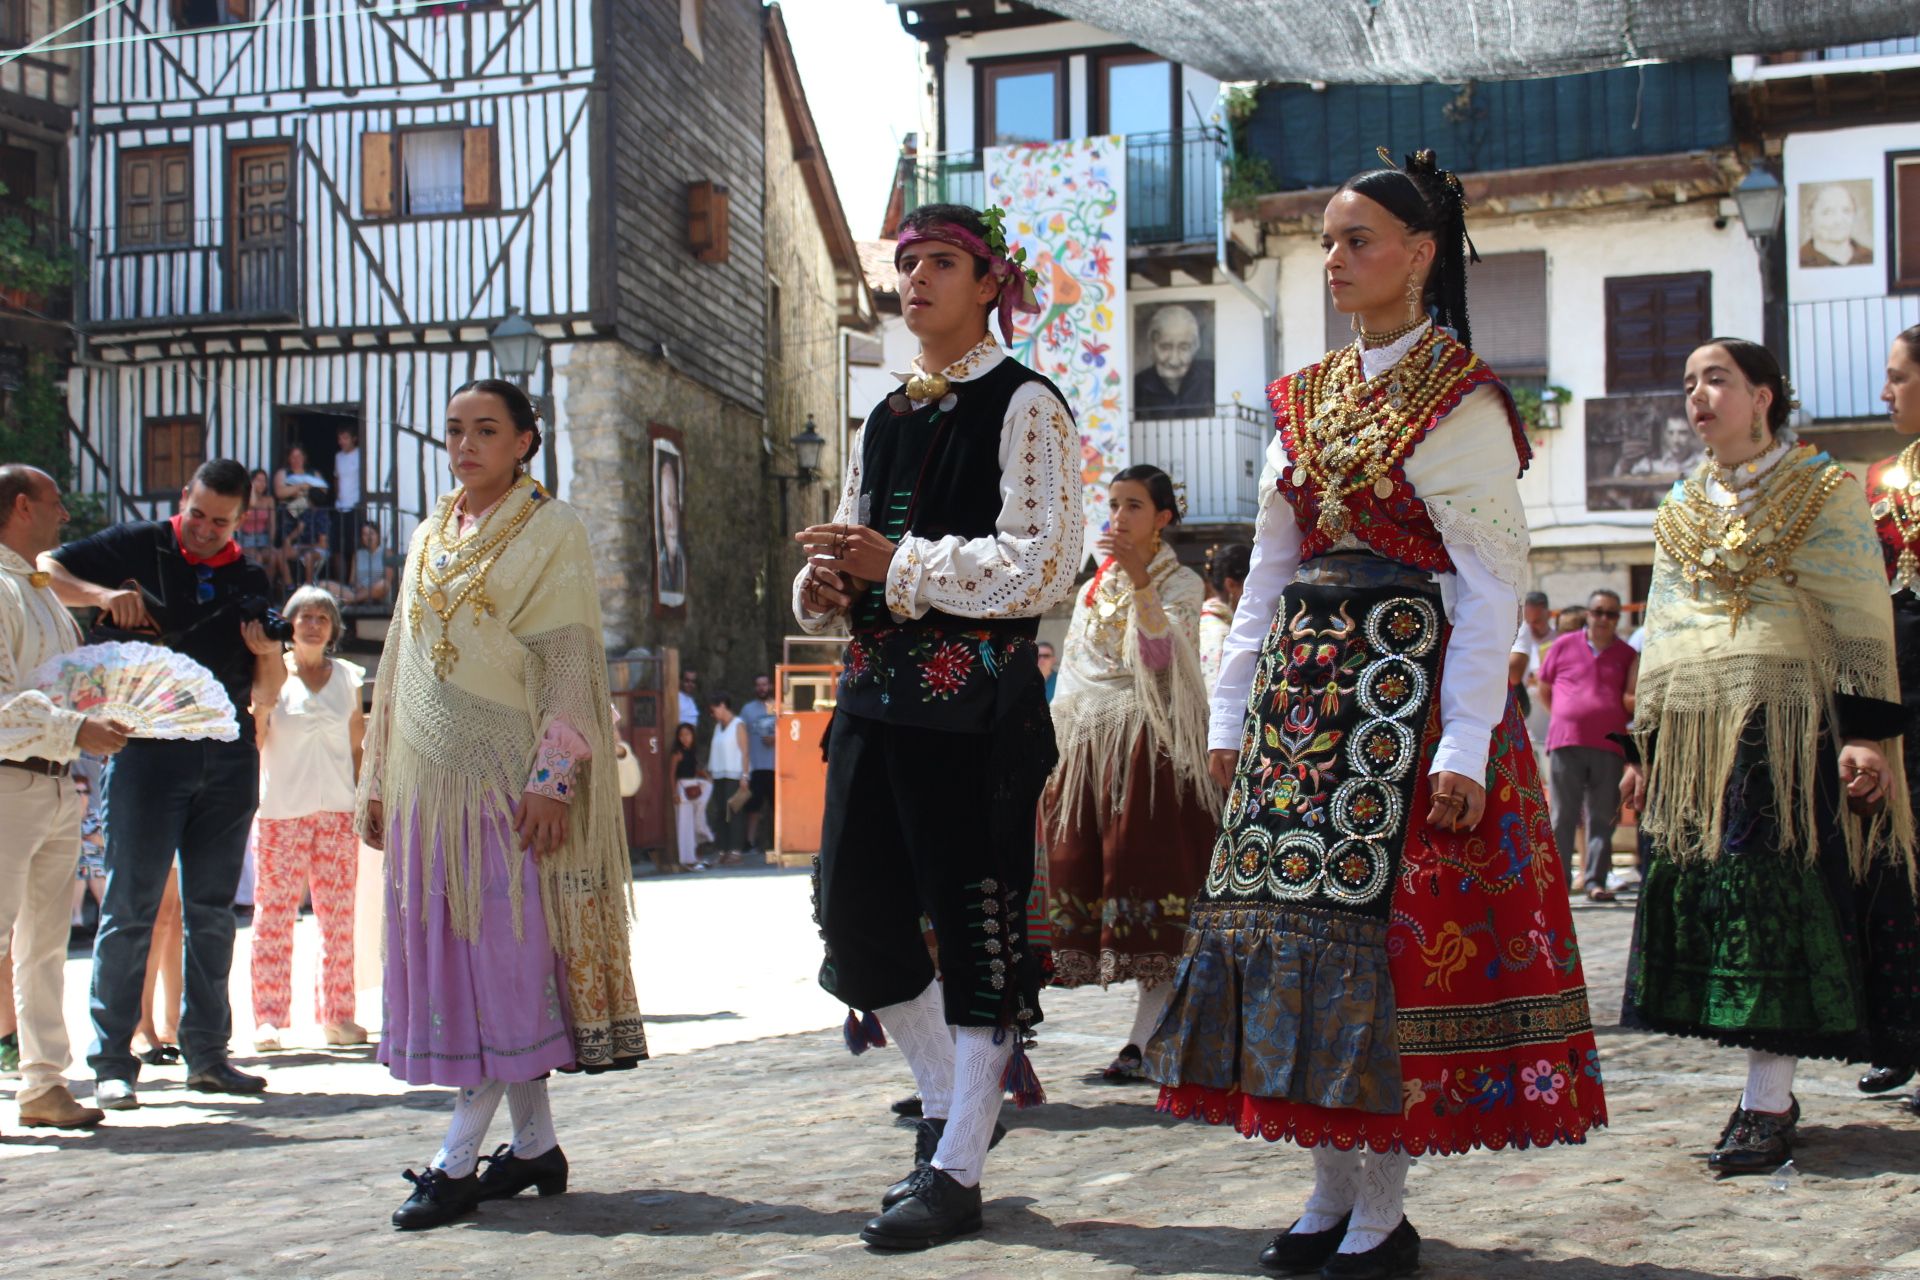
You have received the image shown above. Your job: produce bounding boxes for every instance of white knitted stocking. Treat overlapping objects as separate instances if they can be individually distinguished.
[1294,1144,1362,1233]
[931,1026,1013,1188]
[431,1079,505,1178]
[875,978,955,1120]
[1338,1150,1411,1254]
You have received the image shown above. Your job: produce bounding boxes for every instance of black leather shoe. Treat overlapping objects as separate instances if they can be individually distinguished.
[881,1117,1006,1208]
[185,1061,267,1095]
[1710,1094,1799,1152]
[1320,1218,1421,1279]
[1708,1107,1795,1175]
[860,1167,982,1250]
[391,1166,480,1230]
[891,1093,923,1118]
[1258,1214,1350,1274]
[1860,1065,1915,1094]
[474,1143,569,1202]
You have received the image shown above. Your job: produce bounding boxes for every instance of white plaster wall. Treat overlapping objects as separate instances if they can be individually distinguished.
[1266,202,1764,547]
[1783,122,1919,305]
[845,312,918,421]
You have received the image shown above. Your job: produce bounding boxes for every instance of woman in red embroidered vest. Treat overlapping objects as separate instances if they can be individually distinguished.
[1145,150,1605,1279]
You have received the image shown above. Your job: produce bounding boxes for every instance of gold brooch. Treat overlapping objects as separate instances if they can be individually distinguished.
[904,372,951,403]
[27,571,49,589]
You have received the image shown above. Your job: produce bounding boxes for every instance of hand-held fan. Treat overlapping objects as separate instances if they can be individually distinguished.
[31,642,241,742]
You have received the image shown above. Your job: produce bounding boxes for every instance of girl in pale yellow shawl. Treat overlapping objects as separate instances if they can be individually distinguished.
[1624,339,1913,1179]
[359,379,645,1231]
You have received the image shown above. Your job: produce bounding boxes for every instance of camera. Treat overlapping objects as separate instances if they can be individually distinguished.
[238,596,296,643]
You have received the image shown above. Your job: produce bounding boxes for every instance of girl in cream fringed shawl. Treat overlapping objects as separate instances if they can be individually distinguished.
[1625,340,1914,1180]
[359,380,644,1230]
[1041,465,1219,1082]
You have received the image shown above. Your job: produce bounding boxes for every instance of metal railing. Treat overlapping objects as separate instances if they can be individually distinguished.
[1130,402,1266,526]
[1789,294,1920,421]
[908,128,1225,247]
[83,218,298,327]
[0,202,75,322]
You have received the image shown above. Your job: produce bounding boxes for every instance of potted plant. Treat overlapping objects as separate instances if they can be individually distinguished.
[0,184,78,312]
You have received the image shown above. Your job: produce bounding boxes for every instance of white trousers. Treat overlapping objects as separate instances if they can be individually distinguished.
[674,779,713,865]
[0,769,86,1105]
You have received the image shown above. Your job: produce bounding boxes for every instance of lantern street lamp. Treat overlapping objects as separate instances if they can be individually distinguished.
[488,306,544,387]
[1733,168,1786,246]
[792,414,826,485]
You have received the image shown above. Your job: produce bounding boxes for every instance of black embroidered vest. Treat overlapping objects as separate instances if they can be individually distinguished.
[836,356,1065,733]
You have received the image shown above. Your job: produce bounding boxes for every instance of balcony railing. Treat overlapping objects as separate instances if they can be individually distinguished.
[908,128,1225,247]
[1131,402,1266,526]
[1789,294,1920,421]
[0,202,75,322]
[83,218,298,328]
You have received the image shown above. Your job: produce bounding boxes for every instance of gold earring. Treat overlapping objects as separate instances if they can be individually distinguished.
[1150,529,1163,559]
[1349,312,1361,335]
[1749,413,1765,445]
[1405,273,1421,324]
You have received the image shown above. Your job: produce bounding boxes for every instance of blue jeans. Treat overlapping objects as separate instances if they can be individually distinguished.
[89,737,259,1081]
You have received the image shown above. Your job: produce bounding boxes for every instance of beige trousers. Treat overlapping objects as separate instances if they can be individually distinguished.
[0,766,85,1104]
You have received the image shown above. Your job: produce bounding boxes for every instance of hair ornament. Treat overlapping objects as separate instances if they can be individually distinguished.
[1172,480,1189,518]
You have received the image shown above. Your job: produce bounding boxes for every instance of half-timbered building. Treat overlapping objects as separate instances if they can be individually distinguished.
[1,0,81,381]
[67,0,819,685]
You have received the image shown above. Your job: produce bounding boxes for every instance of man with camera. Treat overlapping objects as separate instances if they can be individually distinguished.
[40,458,282,1108]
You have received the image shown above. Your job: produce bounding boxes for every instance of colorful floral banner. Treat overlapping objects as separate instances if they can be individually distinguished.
[986,136,1128,549]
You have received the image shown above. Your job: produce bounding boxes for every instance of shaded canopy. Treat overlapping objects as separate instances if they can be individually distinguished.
[1027,1,1918,84]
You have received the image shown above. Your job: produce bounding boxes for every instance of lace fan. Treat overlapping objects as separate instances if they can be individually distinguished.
[31,642,240,742]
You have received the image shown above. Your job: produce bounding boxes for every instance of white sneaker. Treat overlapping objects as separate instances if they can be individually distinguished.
[253,1025,283,1052]
[95,1078,139,1110]
[1606,867,1643,891]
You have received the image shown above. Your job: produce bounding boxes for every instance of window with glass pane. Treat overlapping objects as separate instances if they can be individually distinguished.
[120,148,192,248]
[983,61,1062,146]
[400,129,466,217]
[1100,57,1172,135]
[1101,55,1176,237]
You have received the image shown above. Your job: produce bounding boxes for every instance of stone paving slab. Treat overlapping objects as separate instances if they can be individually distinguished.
[4,883,1920,1279]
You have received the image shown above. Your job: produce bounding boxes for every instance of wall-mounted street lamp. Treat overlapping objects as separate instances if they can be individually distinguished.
[488,306,544,385]
[791,413,826,486]
[1733,168,1786,246]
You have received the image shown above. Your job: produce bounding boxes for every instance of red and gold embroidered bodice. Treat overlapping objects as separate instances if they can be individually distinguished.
[1268,330,1527,574]
[1867,443,1920,590]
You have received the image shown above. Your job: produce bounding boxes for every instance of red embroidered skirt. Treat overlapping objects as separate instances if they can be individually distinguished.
[1145,578,1607,1155]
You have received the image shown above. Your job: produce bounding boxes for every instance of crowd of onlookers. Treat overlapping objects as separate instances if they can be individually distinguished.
[239,427,399,608]
[666,668,780,872]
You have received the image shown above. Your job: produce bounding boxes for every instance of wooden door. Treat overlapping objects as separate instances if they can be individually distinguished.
[229,144,291,314]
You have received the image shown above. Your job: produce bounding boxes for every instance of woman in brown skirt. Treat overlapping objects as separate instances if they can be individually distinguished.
[1043,464,1220,1080]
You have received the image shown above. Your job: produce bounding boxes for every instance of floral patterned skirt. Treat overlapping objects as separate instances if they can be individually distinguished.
[1146,577,1607,1155]
[1042,736,1217,989]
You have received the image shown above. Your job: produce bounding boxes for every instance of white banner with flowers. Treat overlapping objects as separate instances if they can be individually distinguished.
[985,136,1128,551]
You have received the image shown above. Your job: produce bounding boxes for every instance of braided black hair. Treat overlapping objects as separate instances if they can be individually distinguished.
[1338,148,1479,351]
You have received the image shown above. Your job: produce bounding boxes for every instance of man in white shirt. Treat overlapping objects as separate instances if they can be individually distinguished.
[1508,590,1554,779]
[330,425,363,581]
[0,466,130,1130]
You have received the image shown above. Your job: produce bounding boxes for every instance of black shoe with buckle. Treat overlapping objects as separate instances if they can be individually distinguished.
[1710,1093,1799,1152]
[1708,1106,1795,1176]
[1860,1065,1915,1094]
[474,1142,569,1202]
[391,1166,480,1230]
[881,1117,1006,1208]
[185,1060,267,1095]
[860,1166,983,1250]
[1258,1214,1350,1274]
[1320,1218,1421,1279]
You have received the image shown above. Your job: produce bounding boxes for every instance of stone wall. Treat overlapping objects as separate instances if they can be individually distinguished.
[1526,541,1657,620]
[562,339,775,691]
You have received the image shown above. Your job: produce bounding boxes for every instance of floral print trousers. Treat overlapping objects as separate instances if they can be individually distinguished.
[251,811,358,1028]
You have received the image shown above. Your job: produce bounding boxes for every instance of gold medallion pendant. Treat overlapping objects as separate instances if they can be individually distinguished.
[904,372,951,403]
[412,479,542,680]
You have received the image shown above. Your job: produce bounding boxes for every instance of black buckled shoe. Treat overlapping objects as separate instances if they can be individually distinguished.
[860,1166,983,1250]
[881,1117,1006,1208]
[391,1166,480,1230]
[1708,1106,1795,1176]
[1710,1094,1799,1152]
[1860,1065,1915,1094]
[1258,1214,1350,1274]
[185,1060,267,1095]
[891,1093,923,1118]
[1320,1218,1421,1279]
[474,1142,569,1202]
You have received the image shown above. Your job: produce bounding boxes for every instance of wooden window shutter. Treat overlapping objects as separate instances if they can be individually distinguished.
[1605,272,1709,394]
[462,126,497,213]
[361,131,394,218]
[1894,154,1920,291]
[687,180,730,264]
[1468,251,1549,379]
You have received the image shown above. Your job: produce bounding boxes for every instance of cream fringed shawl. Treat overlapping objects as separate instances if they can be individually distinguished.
[1636,449,1915,885]
[357,486,644,1065]
[1048,545,1220,833]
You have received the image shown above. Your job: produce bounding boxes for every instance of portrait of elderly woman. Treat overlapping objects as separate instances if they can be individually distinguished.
[1798,180,1875,268]
[1133,301,1215,417]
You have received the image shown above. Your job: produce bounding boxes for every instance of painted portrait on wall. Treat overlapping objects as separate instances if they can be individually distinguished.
[1584,393,1701,511]
[1797,179,1875,269]
[1133,300,1215,418]
[651,429,688,613]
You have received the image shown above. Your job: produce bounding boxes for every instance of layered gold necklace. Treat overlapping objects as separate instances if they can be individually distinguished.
[1653,443,1844,635]
[411,478,541,680]
[1870,439,1920,591]
[1288,331,1460,538]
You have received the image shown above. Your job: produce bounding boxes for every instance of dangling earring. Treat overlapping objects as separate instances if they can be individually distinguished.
[1350,312,1361,335]
[1749,412,1765,445]
[1405,273,1422,325]
[1150,528,1163,560]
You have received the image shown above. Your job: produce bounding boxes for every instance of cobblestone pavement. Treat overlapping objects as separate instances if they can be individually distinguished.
[5,873,1920,1280]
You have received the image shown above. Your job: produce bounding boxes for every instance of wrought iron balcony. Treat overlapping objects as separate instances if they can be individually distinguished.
[908,128,1225,247]
[1789,295,1920,422]
[82,218,299,328]
[1130,402,1267,526]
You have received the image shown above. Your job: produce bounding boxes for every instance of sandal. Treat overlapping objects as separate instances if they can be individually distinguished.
[1097,1044,1146,1083]
[1585,885,1617,903]
[138,1043,182,1066]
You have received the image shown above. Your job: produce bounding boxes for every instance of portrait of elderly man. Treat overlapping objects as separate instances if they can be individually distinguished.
[1133,302,1215,417]
[1627,413,1704,479]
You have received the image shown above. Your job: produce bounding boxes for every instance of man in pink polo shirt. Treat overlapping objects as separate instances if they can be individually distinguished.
[1537,589,1638,902]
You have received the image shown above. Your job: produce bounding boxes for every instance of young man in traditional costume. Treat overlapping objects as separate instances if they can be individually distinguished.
[792,202,1081,1250]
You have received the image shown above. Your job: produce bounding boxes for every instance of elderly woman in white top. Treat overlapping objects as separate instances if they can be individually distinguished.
[250,585,366,1050]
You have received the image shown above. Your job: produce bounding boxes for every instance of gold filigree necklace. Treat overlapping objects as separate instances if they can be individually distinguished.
[411,478,541,680]
[1871,439,1920,591]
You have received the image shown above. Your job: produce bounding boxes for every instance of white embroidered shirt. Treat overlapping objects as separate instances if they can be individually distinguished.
[0,543,85,762]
